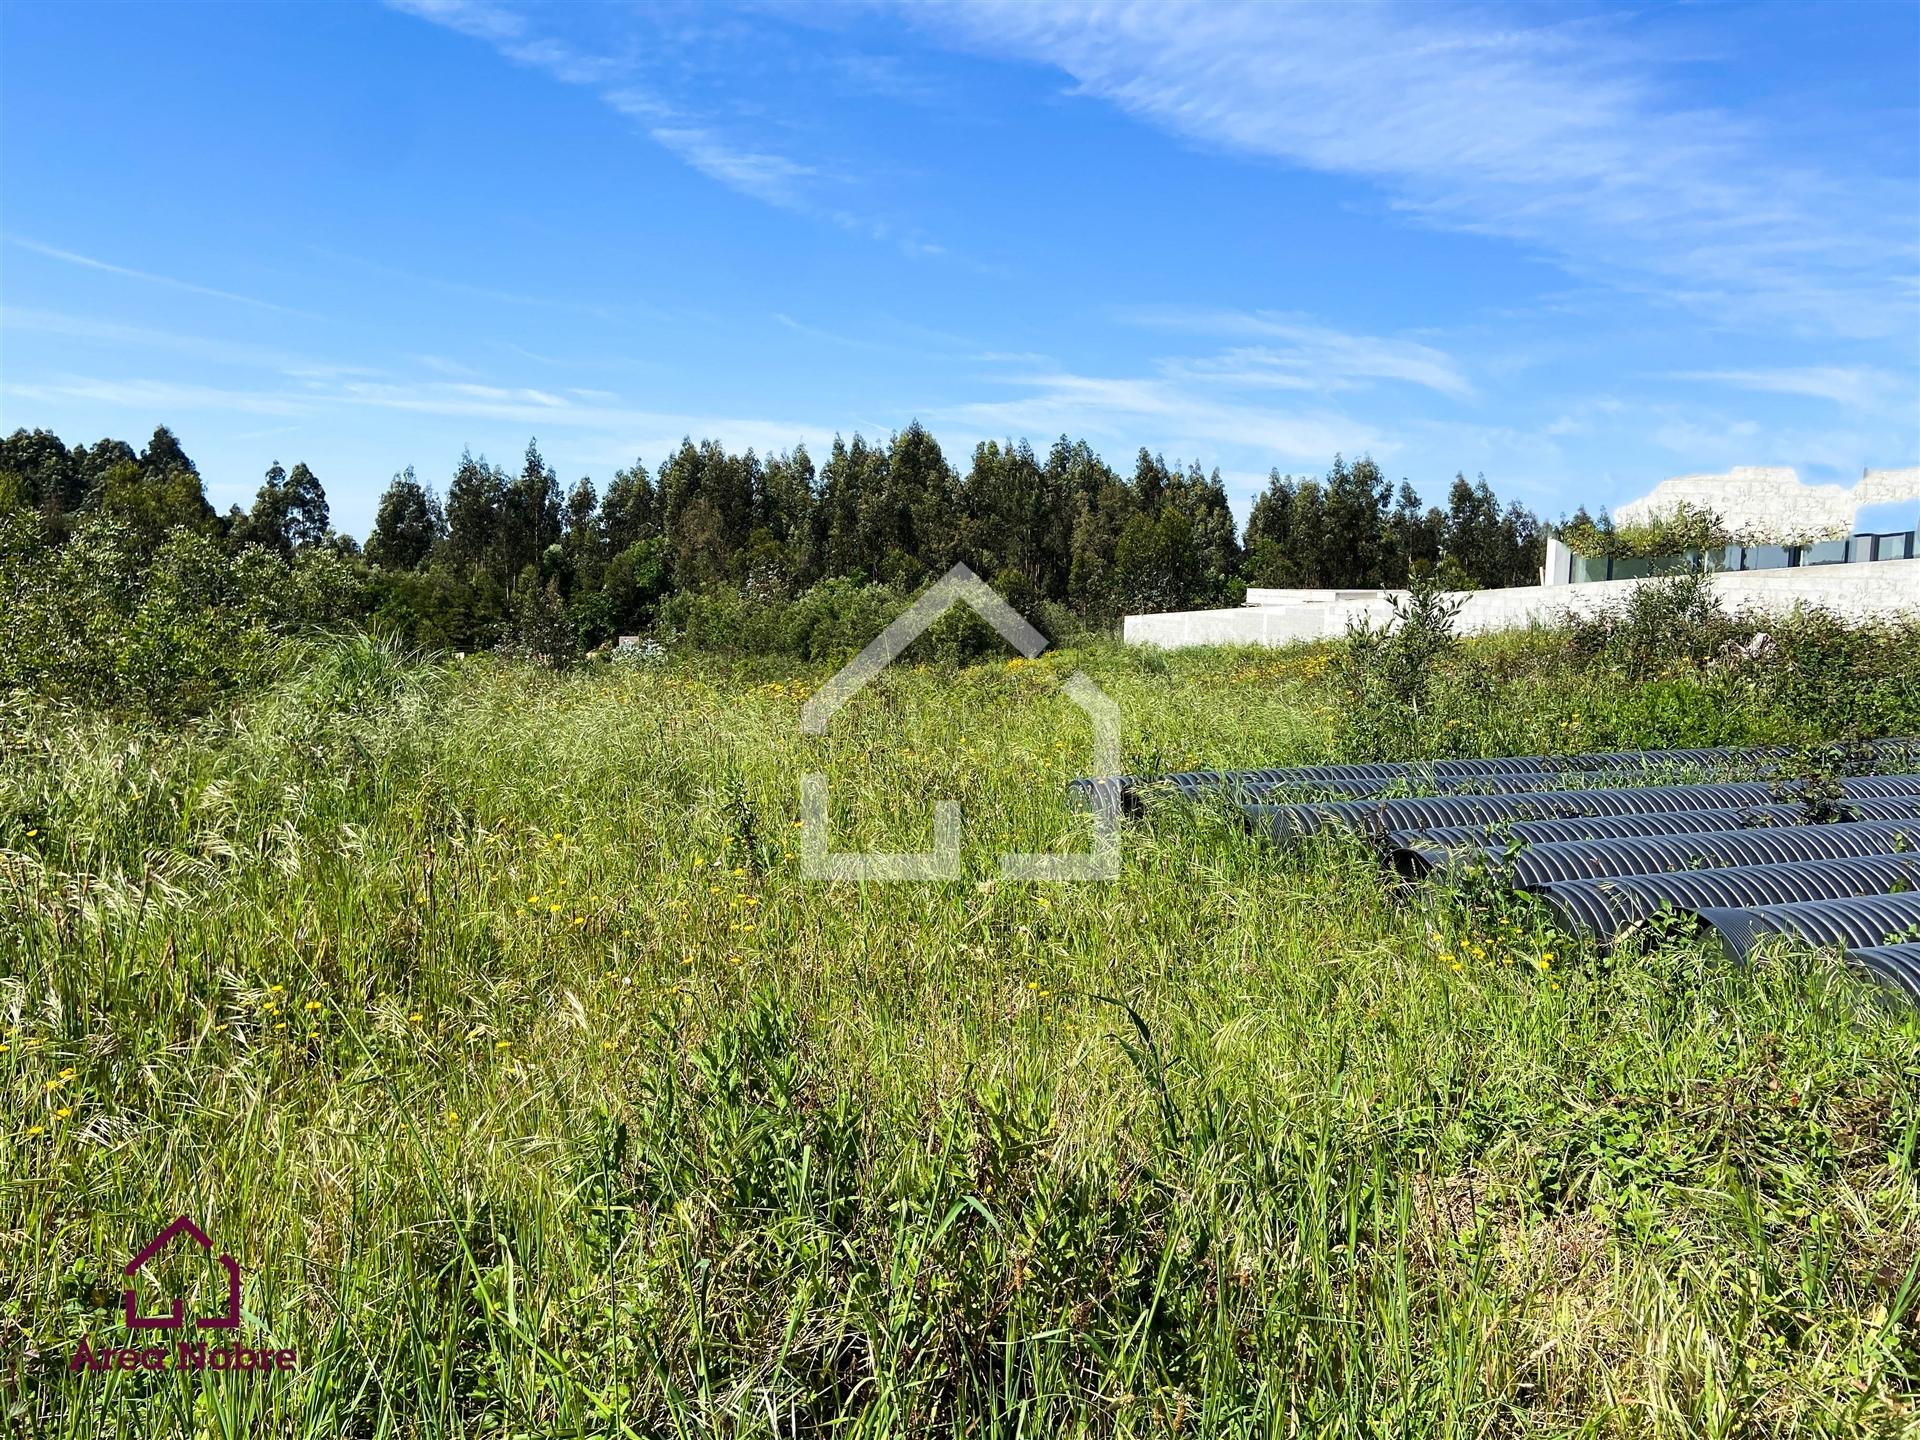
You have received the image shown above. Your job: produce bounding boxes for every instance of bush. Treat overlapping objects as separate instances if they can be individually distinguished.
[662,576,1078,666]
[1564,570,1740,680]
[1333,576,1464,760]
[0,512,359,717]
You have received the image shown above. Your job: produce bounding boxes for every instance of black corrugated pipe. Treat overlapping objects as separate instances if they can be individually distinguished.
[1693,892,1920,966]
[1247,776,1920,853]
[1387,797,1920,872]
[1069,737,1920,809]
[1486,819,1920,888]
[1215,768,1690,804]
[1389,804,1821,856]
[1841,944,1920,1003]
[1535,853,1920,945]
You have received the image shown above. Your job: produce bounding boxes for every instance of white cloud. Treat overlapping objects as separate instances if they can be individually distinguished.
[7,238,312,317]
[1671,366,1910,411]
[1132,311,1474,400]
[3,368,833,465]
[387,1,845,221]
[649,127,818,210]
[932,363,1374,470]
[907,0,1917,339]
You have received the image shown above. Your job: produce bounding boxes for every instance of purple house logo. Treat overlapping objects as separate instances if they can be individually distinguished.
[123,1216,241,1330]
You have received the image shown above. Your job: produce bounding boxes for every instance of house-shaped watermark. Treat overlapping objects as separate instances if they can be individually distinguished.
[799,563,1121,881]
[124,1216,241,1330]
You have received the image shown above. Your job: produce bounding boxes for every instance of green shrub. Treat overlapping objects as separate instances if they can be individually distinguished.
[1333,575,1464,760]
[1565,569,1741,680]
[0,512,361,717]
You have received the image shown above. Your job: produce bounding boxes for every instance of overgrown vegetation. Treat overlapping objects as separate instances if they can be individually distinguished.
[2,539,1918,1436]
[1558,500,1736,562]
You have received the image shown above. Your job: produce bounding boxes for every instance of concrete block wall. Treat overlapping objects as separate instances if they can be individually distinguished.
[1123,557,1920,650]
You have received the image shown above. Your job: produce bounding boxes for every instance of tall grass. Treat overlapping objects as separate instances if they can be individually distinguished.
[1,630,1917,1437]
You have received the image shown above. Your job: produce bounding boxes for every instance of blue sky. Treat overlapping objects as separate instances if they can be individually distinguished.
[2,0,1915,537]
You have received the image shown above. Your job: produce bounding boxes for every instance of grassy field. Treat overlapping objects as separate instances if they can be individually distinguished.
[3,631,1919,1437]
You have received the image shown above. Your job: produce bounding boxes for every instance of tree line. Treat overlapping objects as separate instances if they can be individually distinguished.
[0,423,1545,652]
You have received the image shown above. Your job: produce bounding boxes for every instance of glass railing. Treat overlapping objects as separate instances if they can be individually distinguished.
[1564,529,1915,582]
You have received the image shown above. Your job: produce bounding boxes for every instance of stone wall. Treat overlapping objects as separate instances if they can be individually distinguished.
[1613,466,1920,543]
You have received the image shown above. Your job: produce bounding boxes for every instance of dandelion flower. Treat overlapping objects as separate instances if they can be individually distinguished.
[26,1125,43,1137]
[54,1108,70,1119]
[549,903,561,914]
[408,1012,423,1024]
[58,1068,75,1080]
[304,1001,323,1012]
[44,1080,61,1091]
[495,1040,512,1050]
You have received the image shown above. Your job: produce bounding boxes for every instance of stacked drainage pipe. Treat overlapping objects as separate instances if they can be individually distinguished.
[1067,737,1920,811]
[1069,736,1920,1006]
[1693,895,1920,1000]
[1471,819,1920,888]
[1245,775,1920,849]
[1693,892,1920,958]
[1840,945,1920,1002]
[1390,796,1920,855]
[1534,853,1920,944]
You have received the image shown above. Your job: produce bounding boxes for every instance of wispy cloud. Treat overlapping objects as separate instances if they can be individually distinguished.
[0,307,384,383]
[4,367,832,464]
[386,0,868,225]
[933,363,1374,471]
[384,0,623,84]
[649,127,819,210]
[8,238,313,317]
[1130,310,1474,400]
[907,1,1917,339]
[1671,366,1909,411]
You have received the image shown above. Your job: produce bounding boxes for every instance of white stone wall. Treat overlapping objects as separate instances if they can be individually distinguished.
[1123,557,1920,649]
[1612,466,1920,544]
